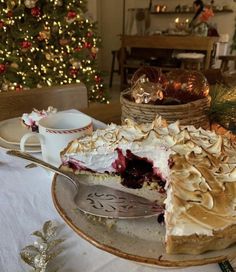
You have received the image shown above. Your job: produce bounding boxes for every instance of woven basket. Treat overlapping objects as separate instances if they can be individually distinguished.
[120,89,211,128]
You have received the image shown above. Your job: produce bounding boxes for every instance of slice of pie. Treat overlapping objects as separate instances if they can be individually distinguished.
[60,117,236,254]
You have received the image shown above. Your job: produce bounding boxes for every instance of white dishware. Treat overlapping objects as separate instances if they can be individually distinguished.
[0,136,41,153]
[52,173,236,268]
[20,112,92,166]
[0,117,40,146]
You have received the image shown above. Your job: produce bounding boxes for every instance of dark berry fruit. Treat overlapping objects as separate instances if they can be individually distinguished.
[157,213,165,224]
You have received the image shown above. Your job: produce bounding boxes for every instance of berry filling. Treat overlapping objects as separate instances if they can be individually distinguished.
[64,148,167,192]
[157,213,165,224]
[112,148,166,190]
[31,123,39,132]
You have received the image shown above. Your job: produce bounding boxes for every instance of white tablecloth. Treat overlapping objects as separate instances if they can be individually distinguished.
[0,112,222,272]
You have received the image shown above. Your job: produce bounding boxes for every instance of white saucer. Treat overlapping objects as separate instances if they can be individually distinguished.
[0,137,41,153]
[0,117,40,146]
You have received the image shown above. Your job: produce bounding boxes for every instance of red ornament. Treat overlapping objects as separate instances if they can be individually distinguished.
[67,11,77,19]
[164,70,209,103]
[0,20,4,29]
[20,41,32,49]
[74,46,82,52]
[87,32,93,37]
[0,64,6,74]
[91,53,97,59]
[7,10,13,18]
[31,7,41,17]
[94,75,101,83]
[84,42,92,49]
[15,85,23,92]
[69,67,78,76]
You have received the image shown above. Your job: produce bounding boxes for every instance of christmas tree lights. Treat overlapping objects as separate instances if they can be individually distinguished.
[0,0,108,102]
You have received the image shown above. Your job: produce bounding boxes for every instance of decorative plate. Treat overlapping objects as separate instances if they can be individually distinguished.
[51,174,236,268]
[0,117,40,146]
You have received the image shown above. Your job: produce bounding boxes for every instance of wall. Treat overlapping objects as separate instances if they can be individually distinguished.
[92,0,236,72]
[148,0,236,40]
[87,0,98,20]
[97,0,123,73]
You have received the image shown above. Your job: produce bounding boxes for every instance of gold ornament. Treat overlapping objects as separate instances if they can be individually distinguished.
[1,83,9,91]
[38,27,50,41]
[69,58,81,69]
[10,62,19,69]
[9,84,15,91]
[65,16,76,24]
[7,0,17,9]
[5,18,14,26]
[91,47,99,54]
[131,75,164,104]
[24,0,37,9]
[54,0,63,6]
[45,53,52,60]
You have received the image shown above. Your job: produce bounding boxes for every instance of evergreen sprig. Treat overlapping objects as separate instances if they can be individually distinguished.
[209,84,236,132]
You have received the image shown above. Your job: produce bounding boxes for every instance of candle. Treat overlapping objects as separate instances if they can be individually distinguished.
[156,5,161,13]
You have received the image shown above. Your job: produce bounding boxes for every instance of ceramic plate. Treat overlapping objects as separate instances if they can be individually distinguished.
[0,137,41,153]
[0,117,40,146]
[51,174,236,268]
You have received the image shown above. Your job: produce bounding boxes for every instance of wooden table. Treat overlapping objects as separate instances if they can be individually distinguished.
[120,35,218,88]
[81,101,122,125]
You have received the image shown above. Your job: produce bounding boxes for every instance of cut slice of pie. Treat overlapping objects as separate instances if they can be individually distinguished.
[60,117,236,254]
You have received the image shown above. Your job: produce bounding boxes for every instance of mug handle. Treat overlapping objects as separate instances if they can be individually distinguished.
[20,132,45,151]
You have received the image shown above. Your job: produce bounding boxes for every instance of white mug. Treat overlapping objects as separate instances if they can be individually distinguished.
[20,112,93,166]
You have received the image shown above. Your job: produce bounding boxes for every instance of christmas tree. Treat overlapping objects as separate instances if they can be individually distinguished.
[0,0,108,103]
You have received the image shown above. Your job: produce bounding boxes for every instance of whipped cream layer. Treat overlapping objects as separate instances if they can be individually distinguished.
[62,116,236,237]
[62,118,173,180]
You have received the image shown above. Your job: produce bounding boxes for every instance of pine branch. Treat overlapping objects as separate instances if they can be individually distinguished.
[209,84,236,132]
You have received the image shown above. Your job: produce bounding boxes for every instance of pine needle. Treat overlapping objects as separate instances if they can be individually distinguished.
[209,84,236,132]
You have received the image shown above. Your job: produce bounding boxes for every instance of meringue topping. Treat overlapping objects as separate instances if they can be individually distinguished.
[61,116,236,237]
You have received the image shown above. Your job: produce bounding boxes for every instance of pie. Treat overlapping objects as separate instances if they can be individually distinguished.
[60,117,236,254]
